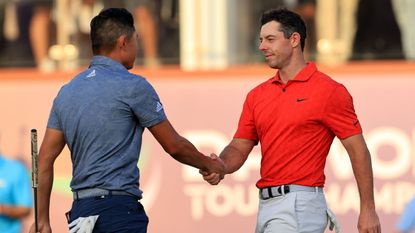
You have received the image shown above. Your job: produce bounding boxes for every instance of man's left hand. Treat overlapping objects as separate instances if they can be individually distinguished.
[358,208,381,233]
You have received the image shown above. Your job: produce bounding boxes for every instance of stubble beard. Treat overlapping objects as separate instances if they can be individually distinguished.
[267,59,280,69]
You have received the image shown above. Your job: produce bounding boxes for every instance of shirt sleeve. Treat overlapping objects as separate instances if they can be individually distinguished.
[129,79,167,128]
[234,92,259,143]
[321,84,362,139]
[47,98,62,130]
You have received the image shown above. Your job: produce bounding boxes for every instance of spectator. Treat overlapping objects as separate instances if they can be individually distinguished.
[352,0,403,59]
[0,0,54,71]
[391,0,415,60]
[29,0,54,71]
[397,197,415,233]
[0,153,33,233]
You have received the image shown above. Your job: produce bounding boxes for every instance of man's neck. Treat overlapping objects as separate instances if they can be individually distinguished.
[278,56,307,84]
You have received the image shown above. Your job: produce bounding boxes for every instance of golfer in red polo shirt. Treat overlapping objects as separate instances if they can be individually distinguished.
[201,8,381,233]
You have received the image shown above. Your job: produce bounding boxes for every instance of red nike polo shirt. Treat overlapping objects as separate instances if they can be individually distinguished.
[234,62,362,188]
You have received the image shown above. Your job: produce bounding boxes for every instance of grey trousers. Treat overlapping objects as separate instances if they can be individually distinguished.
[255,190,328,233]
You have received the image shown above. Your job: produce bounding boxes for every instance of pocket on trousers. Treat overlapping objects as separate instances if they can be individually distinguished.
[122,200,148,221]
[295,192,327,215]
[295,192,328,232]
[123,201,141,214]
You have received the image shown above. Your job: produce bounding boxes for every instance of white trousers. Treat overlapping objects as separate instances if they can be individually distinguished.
[255,190,328,233]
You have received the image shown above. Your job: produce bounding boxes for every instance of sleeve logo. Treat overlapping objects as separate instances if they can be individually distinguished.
[156,101,163,112]
[86,69,96,78]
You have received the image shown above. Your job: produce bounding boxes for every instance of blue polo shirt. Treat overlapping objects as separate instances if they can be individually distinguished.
[47,56,167,198]
[0,155,33,233]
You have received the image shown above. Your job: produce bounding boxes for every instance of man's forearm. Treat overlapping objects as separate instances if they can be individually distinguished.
[37,158,55,223]
[342,134,381,232]
[220,145,248,174]
[349,148,377,212]
[170,137,221,173]
[342,135,377,209]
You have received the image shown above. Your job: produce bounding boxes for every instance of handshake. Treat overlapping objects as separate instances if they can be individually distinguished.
[200,153,227,185]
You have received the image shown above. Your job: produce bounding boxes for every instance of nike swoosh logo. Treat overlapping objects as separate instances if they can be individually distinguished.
[296,98,308,102]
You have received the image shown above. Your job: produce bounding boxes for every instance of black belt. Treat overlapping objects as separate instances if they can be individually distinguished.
[73,188,136,200]
[259,184,322,200]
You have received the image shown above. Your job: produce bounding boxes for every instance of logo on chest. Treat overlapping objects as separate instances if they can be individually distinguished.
[296,98,308,102]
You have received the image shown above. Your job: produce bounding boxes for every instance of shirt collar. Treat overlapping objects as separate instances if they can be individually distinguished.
[271,62,317,84]
[89,55,129,73]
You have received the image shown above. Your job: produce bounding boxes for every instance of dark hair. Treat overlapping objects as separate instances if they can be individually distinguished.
[260,8,307,51]
[90,8,135,54]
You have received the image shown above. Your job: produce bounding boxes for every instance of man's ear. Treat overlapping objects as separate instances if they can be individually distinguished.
[290,32,301,48]
[116,35,128,50]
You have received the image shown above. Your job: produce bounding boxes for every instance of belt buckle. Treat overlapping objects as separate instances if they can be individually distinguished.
[277,185,290,195]
[259,188,271,200]
[260,185,291,200]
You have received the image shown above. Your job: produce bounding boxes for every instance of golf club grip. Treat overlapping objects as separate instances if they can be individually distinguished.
[31,129,38,188]
[31,129,39,233]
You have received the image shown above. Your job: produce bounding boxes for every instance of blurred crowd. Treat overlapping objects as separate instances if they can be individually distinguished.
[0,0,177,71]
[0,0,414,72]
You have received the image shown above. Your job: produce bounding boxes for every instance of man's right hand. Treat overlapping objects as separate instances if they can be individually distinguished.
[29,222,52,233]
[200,153,226,185]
